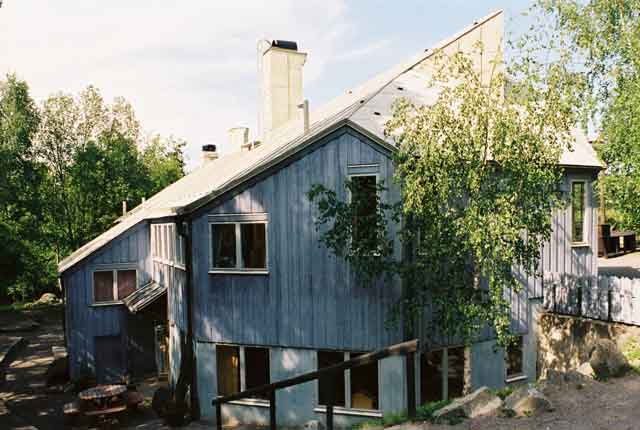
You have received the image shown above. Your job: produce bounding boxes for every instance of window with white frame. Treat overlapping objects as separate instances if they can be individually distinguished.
[209,214,268,272]
[347,164,380,252]
[151,223,185,267]
[571,181,586,243]
[505,336,524,380]
[93,267,137,304]
[216,344,270,400]
[316,350,379,411]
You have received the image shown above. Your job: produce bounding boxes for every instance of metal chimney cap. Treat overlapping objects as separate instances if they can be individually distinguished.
[271,40,298,51]
[202,144,217,152]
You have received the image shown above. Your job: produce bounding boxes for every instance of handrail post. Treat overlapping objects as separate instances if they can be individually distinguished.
[326,372,335,430]
[269,389,277,430]
[215,400,222,430]
[406,351,416,419]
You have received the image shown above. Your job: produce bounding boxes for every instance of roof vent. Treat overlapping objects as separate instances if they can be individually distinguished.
[272,40,298,51]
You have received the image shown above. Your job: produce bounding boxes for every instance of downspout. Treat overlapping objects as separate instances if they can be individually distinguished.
[182,216,199,419]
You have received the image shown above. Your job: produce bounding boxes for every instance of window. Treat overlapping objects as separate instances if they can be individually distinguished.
[571,181,586,243]
[349,175,378,245]
[420,346,467,403]
[217,345,240,397]
[350,352,379,410]
[151,223,185,267]
[216,344,270,400]
[92,268,137,304]
[317,351,346,407]
[245,347,270,399]
[506,336,524,379]
[210,221,268,271]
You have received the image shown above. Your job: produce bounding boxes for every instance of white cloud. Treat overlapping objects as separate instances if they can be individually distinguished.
[0,0,367,168]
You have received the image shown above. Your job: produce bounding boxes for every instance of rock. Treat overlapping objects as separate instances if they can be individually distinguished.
[433,387,502,422]
[589,339,630,378]
[539,369,592,393]
[36,293,59,304]
[577,362,595,378]
[303,420,325,430]
[503,385,552,417]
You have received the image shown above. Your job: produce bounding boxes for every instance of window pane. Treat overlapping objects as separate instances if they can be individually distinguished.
[217,345,240,396]
[245,347,270,399]
[318,351,346,407]
[572,182,585,243]
[506,337,524,377]
[212,224,237,268]
[117,270,136,300]
[351,176,377,244]
[350,352,378,410]
[93,271,114,302]
[447,347,466,399]
[421,349,443,403]
[241,223,267,269]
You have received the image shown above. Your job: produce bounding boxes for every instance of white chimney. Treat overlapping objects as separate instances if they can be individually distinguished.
[229,127,251,151]
[202,144,218,162]
[260,40,307,139]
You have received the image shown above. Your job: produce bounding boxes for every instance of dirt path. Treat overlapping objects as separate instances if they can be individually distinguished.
[0,306,73,430]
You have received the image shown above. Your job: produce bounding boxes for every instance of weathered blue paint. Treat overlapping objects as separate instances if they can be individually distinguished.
[64,221,152,380]
[470,340,505,391]
[190,129,403,352]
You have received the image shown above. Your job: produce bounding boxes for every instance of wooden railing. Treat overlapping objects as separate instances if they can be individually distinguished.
[211,339,419,430]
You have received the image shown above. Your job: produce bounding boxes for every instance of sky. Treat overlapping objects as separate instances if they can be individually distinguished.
[0,0,532,170]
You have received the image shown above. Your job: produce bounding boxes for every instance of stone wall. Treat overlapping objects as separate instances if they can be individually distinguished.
[537,312,640,376]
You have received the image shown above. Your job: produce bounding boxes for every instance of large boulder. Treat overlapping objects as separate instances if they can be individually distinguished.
[433,387,502,422]
[45,356,69,386]
[503,385,552,417]
[589,339,630,378]
[37,293,59,305]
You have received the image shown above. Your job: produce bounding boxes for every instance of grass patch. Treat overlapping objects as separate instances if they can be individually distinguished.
[621,337,640,375]
[491,386,513,400]
[0,302,27,313]
[351,400,453,430]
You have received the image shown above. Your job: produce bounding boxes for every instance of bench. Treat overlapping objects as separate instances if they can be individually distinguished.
[84,404,127,417]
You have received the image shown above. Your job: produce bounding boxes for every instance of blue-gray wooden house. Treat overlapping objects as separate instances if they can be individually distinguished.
[58,10,603,427]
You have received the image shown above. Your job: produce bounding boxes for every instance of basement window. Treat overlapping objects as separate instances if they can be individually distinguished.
[317,351,346,407]
[210,221,268,272]
[92,268,137,304]
[245,347,270,399]
[571,181,586,243]
[506,336,524,379]
[350,353,379,410]
[217,345,240,396]
[420,346,467,402]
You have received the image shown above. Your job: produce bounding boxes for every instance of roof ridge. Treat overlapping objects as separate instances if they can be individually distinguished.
[346,9,504,122]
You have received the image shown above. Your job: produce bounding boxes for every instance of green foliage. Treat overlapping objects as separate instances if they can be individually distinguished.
[492,386,513,400]
[0,76,187,302]
[350,400,452,429]
[534,1,640,231]
[310,41,576,346]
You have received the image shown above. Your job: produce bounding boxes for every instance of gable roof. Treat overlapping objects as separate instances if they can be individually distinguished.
[58,10,602,274]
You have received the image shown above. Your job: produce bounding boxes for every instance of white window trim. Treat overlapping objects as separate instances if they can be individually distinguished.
[316,350,381,413]
[91,264,138,306]
[346,172,380,203]
[152,222,186,268]
[505,335,525,381]
[208,219,269,274]
[217,344,271,403]
[570,179,589,246]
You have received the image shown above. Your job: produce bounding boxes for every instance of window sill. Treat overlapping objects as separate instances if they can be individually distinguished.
[505,374,527,384]
[571,242,590,248]
[228,399,270,408]
[314,406,382,418]
[209,270,269,276]
[90,301,124,308]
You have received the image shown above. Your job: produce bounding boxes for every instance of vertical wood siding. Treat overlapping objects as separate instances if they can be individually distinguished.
[64,221,151,378]
[191,130,404,352]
